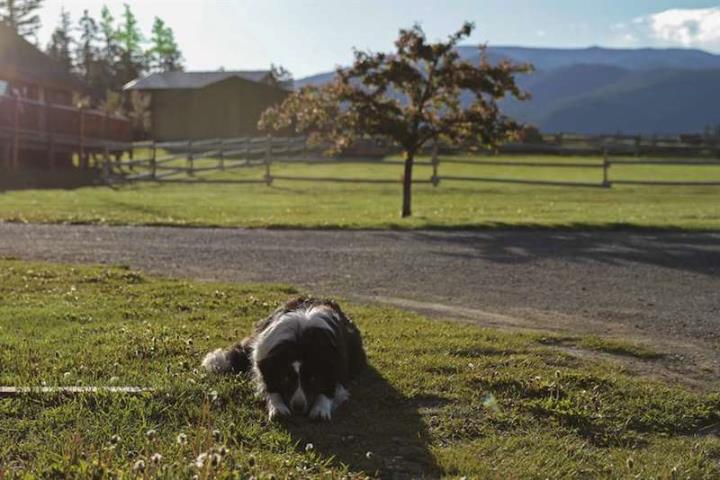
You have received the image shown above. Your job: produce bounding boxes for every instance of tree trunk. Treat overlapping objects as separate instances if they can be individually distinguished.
[401,150,414,218]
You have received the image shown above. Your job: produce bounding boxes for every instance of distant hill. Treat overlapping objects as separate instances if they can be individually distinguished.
[296,46,720,135]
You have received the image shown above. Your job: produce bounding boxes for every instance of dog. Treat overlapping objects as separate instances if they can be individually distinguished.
[202,297,366,421]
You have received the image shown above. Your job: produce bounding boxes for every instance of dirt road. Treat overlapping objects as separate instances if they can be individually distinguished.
[1,223,718,383]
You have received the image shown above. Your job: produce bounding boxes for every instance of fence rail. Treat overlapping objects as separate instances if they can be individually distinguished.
[100,135,720,188]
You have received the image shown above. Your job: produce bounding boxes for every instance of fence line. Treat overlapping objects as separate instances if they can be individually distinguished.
[100,135,720,188]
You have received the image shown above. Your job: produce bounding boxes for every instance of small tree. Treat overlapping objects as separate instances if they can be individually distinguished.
[45,7,73,73]
[148,17,183,72]
[75,9,99,83]
[260,22,531,217]
[115,3,145,85]
[0,0,43,40]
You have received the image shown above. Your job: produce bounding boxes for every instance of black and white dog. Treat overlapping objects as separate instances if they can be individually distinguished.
[202,297,366,421]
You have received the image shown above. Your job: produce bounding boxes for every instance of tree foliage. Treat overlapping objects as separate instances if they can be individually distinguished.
[260,22,532,217]
[0,0,42,40]
[148,17,183,72]
[45,7,73,73]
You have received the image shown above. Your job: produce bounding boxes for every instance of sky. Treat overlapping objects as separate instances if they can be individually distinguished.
[36,0,720,79]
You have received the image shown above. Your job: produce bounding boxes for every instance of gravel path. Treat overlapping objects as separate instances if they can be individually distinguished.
[1,223,718,359]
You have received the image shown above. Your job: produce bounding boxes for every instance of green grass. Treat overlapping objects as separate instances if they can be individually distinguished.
[1,259,719,478]
[0,154,719,229]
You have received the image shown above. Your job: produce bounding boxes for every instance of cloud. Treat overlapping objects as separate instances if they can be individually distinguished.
[624,7,720,50]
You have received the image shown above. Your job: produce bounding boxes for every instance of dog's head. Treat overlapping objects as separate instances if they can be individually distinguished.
[252,306,340,415]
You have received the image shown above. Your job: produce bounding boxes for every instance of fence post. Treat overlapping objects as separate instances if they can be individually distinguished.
[218,139,225,170]
[187,139,194,176]
[102,146,111,183]
[431,139,440,186]
[79,107,87,169]
[12,95,19,170]
[264,134,273,186]
[150,140,157,180]
[48,134,55,170]
[602,147,611,188]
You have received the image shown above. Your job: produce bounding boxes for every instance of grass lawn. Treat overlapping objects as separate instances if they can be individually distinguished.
[1,259,719,478]
[0,154,718,229]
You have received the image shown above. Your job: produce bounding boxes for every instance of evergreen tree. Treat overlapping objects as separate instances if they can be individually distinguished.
[0,0,43,41]
[149,17,183,72]
[75,9,99,82]
[45,7,73,73]
[115,3,145,85]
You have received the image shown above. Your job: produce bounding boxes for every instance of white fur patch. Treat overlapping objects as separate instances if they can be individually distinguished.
[251,311,303,364]
[267,393,290,420]
[309,394,333,421]
[304,306,336,333]
[333,384,350,410]
[201,348,231,373]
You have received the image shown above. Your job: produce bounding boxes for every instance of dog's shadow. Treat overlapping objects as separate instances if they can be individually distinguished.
[281,365,440,479]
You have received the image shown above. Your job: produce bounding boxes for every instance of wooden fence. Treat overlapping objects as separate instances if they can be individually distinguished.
[101,135,720,188]
[0,94,131,170]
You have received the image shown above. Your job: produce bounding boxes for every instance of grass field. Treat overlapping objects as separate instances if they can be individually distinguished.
[0,154,719,229]
[1,259,719,478]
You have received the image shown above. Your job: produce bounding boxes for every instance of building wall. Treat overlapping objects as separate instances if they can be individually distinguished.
[149,77,289,141]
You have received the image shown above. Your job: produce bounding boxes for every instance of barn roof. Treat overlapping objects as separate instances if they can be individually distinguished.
[0,22,86,90]
[123,71,274,91]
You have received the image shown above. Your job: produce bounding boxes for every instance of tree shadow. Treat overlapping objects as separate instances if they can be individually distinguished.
[281,365,440,479]
[377,228,720,277]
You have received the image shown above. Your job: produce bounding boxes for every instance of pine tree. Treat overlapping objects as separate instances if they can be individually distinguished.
[45,7,74,73]
[75,9,98,82]
[115,3,145,85]
[0,0,43,41]
[149,17,183,72]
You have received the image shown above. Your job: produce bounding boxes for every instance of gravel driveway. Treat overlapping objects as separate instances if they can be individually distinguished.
[1,223,718,365]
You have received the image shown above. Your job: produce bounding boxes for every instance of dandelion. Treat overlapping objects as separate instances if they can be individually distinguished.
[305,443,314,452]
[133,459,145,472]
[150,453,162,465]
[195,452,208,468]
[145,429,157,441]
[176,432,187,445]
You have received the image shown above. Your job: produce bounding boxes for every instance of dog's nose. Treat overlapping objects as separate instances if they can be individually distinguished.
[291,399,307,413]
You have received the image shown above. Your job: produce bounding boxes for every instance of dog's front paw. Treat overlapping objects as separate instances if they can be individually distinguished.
[267,393,290,420]
[309,395,333,421]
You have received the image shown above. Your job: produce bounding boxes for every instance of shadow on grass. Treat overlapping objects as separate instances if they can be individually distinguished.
[281,366,439,479]
[0,168,103,192]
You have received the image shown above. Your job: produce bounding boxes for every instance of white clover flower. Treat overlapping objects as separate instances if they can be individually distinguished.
[195,452,208,468]
[133,459,145,472]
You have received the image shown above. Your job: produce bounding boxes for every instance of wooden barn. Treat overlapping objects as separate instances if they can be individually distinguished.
[0,23,130,172]
[123,71,290,141]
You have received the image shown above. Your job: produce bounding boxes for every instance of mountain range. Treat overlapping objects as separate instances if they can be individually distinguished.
[295,46,720,135]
